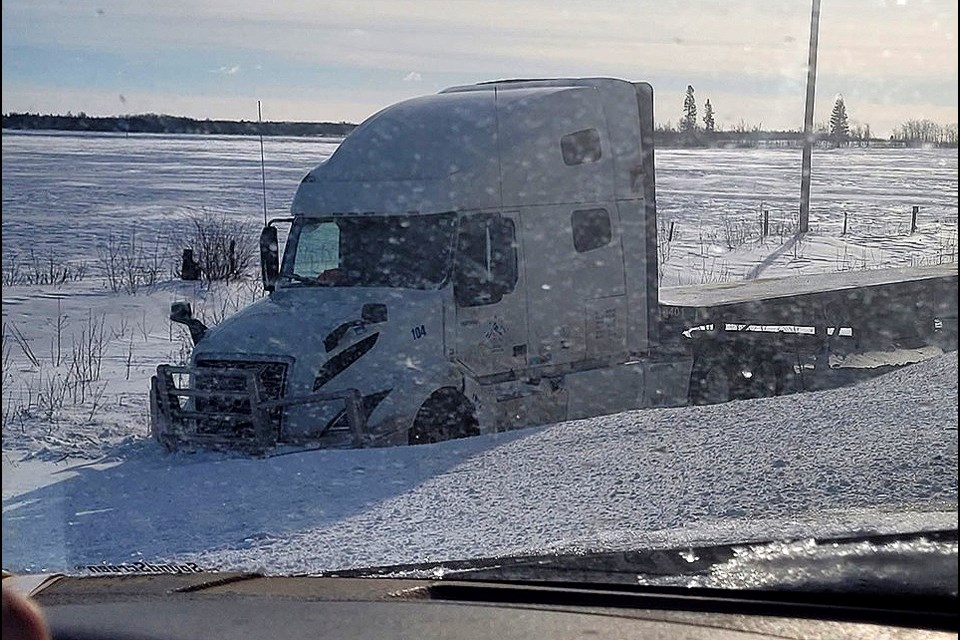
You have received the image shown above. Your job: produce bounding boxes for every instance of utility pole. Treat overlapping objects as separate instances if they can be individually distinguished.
[799,0,821,233]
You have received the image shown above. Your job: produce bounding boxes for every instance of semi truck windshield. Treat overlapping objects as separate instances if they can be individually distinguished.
[282,213,457,289]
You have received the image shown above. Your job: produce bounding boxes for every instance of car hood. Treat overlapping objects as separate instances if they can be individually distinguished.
[329,528,959,597]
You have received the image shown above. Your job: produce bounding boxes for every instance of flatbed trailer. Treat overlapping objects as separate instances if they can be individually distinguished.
[659,262,958,402]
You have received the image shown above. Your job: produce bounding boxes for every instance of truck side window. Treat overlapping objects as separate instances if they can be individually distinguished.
[560,128,602,166]
[454,215,518,307]
[571,208,612,253]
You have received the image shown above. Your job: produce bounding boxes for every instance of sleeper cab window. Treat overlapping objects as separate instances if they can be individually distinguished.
[560,128,602,166]
[571,208,612,253]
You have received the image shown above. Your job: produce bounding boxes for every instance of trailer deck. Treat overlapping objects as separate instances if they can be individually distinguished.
[659,262,958,349]
[661,262,957,308]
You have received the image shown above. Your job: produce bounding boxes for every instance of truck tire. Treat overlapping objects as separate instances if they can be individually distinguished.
[408,388,479,445]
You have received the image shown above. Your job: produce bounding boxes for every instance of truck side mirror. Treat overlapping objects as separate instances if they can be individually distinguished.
[260,226,279,292]
[169,301,208,345]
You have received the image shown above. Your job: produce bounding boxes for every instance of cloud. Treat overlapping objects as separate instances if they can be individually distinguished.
[213,65,241,75]
[403,71,422,82]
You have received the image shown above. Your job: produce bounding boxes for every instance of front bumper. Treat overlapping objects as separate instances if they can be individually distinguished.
[149,364,369,453]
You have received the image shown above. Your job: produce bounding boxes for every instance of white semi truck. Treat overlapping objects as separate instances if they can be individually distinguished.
[150,77,958,452]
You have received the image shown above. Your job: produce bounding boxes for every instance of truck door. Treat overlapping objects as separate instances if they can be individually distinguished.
[452,212,528,378]
[522,204,627,366]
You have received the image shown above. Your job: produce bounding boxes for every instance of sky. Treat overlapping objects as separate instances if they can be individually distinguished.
[2,0,957,136]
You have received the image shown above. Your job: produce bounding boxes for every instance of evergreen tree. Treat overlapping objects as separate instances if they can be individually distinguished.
[680,85,698,133]
[829,95,850,145]
[702,99,715,133]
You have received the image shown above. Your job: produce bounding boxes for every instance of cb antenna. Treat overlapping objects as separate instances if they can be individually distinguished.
[258,100,268,225]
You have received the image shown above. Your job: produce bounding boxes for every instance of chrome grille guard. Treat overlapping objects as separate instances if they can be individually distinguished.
[150,364,368,453]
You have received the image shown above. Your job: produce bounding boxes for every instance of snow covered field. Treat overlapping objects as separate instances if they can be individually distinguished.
[3,132,957,280]
[2,130,957,574]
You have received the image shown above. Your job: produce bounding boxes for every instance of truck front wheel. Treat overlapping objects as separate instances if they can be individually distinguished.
[408,389,479,445]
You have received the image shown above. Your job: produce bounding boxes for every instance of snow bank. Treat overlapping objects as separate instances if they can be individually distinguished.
[4,352,955,575]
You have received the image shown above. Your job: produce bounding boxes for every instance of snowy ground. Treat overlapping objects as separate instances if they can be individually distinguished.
[2,131,957,574]
[3,353,957,574]
[654,147,958,285]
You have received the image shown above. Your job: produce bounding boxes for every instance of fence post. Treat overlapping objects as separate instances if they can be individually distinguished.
[911,206,919,234]
[668,221,675,242]
[842,211,848,236]
[762,209,769,238]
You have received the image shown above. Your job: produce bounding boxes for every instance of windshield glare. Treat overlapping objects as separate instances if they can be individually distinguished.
[282,213,456,289]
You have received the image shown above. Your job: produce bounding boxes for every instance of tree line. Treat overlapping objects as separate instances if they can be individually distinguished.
[4,99,957,148]
[1,112,356,137]
[664,85,957,148]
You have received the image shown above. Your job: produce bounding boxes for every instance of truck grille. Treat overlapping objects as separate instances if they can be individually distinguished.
[194,359,289,439]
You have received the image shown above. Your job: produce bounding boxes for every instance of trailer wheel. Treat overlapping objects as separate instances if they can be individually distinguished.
[750,359,783,398]
[690,355,732,405]
[408,389,479,445]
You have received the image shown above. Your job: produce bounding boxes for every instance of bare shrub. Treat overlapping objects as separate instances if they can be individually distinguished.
[2,309,109,430]
[37,370,69,419]
[65,311,107,404]
[191,279,266,327]
[48,299,68,366]
[717,217,757,250]
[237,276,266,304]
[771,216,797,242]
[176,210,256,282]
[695,258,732,284]
[682,231,733,286]
[2,325,17,425]
[9,322,40,368]
[657,218,676,285]
[937,229,958,264]
[834,246,873,272]
[2,250,88,286]
[169,328,194,366]
[97,230,168,294]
